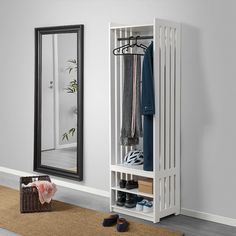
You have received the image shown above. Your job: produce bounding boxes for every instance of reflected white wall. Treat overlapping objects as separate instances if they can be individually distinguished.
[57,33,77,146]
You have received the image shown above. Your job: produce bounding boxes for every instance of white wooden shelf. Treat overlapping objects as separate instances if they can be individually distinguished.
[110,164,154,178]
[111,205,154,221]
[111,186,154,198]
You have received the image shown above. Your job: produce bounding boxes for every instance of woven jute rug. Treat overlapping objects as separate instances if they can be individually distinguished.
[0,185,183,236]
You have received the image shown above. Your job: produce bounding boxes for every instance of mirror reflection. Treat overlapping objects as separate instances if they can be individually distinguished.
[34,25,83,181]
[41,33,77,172]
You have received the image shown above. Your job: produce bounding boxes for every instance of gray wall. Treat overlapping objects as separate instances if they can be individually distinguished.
[0,0,236,219]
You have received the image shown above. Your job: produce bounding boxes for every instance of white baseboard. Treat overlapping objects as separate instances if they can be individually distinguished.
[181,208,236,227]
[0,166,110,198]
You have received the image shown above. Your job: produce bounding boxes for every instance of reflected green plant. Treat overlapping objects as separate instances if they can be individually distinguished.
[62,59,78,141]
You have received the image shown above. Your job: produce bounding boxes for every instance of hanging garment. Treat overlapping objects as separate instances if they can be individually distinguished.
[121,55,142,146]
[142,42,155,171]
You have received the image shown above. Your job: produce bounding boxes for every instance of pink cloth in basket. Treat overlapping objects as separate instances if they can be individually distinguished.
[31,181,57,204]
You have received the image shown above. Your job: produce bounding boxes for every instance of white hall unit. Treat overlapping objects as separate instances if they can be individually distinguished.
[109,18,181,223]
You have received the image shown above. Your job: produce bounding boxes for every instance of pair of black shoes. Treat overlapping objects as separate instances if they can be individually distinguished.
[116,191,142,208]
[102,214,129,232]
[120,179,138,190]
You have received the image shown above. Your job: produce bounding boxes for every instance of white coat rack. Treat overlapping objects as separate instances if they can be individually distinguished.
[109,18,181,223]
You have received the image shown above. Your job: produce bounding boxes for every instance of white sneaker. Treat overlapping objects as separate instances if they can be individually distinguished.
[143,201,153,213]
[136,199,148,211]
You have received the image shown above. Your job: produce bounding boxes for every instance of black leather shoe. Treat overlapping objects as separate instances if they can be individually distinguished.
[117,218,129,232]
[125,180,138,190]
[102,214,119,227]
[116,191,126,206]
[119,179,127,188]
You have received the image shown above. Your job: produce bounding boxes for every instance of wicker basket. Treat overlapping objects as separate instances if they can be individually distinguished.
[20,175,52,213]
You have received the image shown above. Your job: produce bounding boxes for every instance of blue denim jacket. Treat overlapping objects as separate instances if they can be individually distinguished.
[141,42,155,115]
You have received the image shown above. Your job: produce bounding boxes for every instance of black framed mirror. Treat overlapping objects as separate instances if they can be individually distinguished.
[34,25,83,181]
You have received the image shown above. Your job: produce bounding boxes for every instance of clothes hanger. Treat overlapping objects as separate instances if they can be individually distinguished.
[120,36,148,56]
[113,36,148,56]
[113,36,134,55]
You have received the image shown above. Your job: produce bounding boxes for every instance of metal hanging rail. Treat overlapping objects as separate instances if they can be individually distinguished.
[117,35,153,41]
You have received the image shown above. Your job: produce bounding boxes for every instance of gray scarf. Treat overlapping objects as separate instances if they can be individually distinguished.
[120,55,142,146]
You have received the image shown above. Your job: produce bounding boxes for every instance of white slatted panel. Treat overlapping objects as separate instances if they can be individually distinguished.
[160,25,165,172]
[155,19,181,216]
[114,29,120,165]
[175,24,181,214]
[165,175,170,208]
[170,28,175,169]
[170,174,175,207]
[174,174,176,206]
[165,27,171,171]
[153,19,160,223]
[114,29,120,205]
[160,178,165,210]
[109,26,116,211]
[109,29,115,166]
[119,29,124,164]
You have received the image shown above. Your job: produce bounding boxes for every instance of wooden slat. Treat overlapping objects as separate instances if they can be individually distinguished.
[109,26,115,211]
[175,25,181,215]
[160,26,165,172]
[109,28,115,164]
[170,174,175,208]
[160,177,165,210]
[153,19,160,223]
[165,27,171,170]
[170,28,175,169]
[174,174,176,206]
[165,176,170,209]
[119,29,124,164]
[114,29,120,165]
[157,168,177,177]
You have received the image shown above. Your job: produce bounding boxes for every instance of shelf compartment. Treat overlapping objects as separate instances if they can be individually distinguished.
[111,164,154,178]
[111,205,154,221]
[111,186,153,198]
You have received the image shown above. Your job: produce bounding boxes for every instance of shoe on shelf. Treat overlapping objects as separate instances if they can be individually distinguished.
[136,195,144,203]
[116,191,126,206]
[119,179,127,188]
[102,214,119,227]
[124,193,137,208]
[125,180,138,190]
[117,218,129,232]
[136,199,148,211]
[143,201,153,213]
